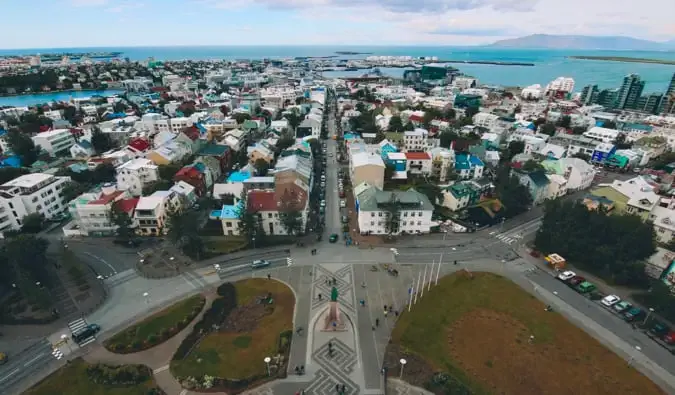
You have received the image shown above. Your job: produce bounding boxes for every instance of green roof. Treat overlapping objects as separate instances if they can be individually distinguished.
[357,186,433,212]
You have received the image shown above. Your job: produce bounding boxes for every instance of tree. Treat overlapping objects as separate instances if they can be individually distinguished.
[571,126,587,135]
[388,115,403,132]
[613,133,632,149]
[439,131,459,149]
[504,141,525,162]
[383,194,401,235]
[539,122,557,136]
[3,234,51,287]
[522,159,544,172]
[158,163,183,183]
[232,112,251,124]
[283,110,303,134]
[7,128,40,165]
[110,201,134,240]
[237,191,265,245]
[278,190,304,236]
[443,108,457,120]
[533,117,546,128]
[61,181,90,203]
[464,106,480,119]
[167,208,204,259]
[276,132,295,152]
[91,127,114,154]
[219,105,230,117]
[142,180,172,196]
[21,213,44,234]
[0,167,29,184]
[602,120,617,129]
[253,158,270,176]
[404,121,415,131]
[556,115,571,128]
[494,166,532,218]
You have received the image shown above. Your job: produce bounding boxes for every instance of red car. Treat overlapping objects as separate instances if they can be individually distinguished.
[339,190,345,198]
[567,276,586,287]
[664,332,675,344]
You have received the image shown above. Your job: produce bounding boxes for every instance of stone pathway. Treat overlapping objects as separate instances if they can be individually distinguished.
[386,378,434,395]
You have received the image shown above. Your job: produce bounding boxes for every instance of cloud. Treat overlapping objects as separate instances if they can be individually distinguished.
[70,0,108,6]
[106,2,144,13]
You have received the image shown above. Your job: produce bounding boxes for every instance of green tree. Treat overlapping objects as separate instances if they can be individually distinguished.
[232,112,251,124]
[443,107,457,120]
[167,208,204,259]
[237,191,265,245]
[110,201,135,240]
[556,115,571,128]
[383,194,401,235]
[464,106,480,119]
[571,126,587,135]
[404,121,415,131]
[158,163,183,183]
[3,235,51,286]
[0,167,30,184]
[61,181,90,203]
[388,115,404,133]
[142,180,172,196]
[91,127,114,154]
[276,132,295,152]
[522,159,544,172]
[283,110,303,134]
[539,122,557,136]
[439,131,459,149]
[494,166,532,218]
[504,140,525,162]
[21,213,44,234]
[7,128,40,165]
[278,189,304,236]
[254,158,270,176]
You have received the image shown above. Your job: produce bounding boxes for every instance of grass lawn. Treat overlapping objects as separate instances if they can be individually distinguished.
[389,271,665,395]
[105,294,205,351]
[171,278,294,379]
[23,358,160,395]
[204,236,248,254]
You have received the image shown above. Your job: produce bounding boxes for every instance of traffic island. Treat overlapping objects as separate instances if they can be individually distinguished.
[170,278,295,393]
[385,271,666,395]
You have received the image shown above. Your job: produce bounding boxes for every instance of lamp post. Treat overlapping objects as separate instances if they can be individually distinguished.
[143,292,149,304]
[399,358,407,378]
[264,356,271,376]
[643,308,655,325]
[60,334,72,353]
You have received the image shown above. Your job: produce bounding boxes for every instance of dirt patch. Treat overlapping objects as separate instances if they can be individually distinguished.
[221,303,272,333]
[448,308,656,395]
[384,344,436,389]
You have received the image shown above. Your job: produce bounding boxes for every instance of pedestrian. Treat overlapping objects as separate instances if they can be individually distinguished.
[342,384,346,393]
[267,273,271,280]
[375,318,379,327]
[335,383,340,393]
[383,304,387,311]
[318,293,322,300]
[360,299,365,306]
[389,306,393,313]
[384,310,388,317]
[395,310,399,317]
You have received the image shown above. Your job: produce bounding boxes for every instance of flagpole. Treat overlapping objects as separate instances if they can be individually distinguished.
[421,264,429,298]
[435,253,443,285]
[427,262,434,292]
[413,270,421,305]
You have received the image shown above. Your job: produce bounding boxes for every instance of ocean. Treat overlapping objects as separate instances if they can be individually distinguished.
[1,45,674,107]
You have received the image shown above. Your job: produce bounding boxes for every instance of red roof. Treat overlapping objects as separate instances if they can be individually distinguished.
[116,198,139,213]
[89,190,124,205]
[128,138,150,152]
[405,152,431,160]
[409,114,424,122]
[175,166,200,179]
[182,126,200,141]
[247,191,277,212]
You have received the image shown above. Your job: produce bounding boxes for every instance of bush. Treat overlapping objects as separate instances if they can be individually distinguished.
[159,328,170,339]
[425,372,472,395]
[86,363,152,386]
[277,330,293,354]
[147,334,159,344]
[131,340,142,350]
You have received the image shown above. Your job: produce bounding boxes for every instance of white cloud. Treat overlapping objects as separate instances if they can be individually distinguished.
[106,2,144,13]
[70,0,108,6]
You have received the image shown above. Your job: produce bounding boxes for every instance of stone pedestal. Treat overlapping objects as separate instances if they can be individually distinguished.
[322,301,346,331]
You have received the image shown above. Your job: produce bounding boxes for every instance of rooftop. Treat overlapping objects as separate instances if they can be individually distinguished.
[1,173,53,189]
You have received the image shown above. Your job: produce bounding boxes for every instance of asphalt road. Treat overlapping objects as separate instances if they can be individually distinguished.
[0,339,55,392]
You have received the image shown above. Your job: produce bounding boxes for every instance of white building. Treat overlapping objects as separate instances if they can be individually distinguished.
[32,129,75,156]
[116,158,160,197]
[65,185,135,237]
[0,173,70,233]
[545,77,575,94]
[521,84,544,99]
[355,183,434,235]
[134,191,182,235]
[473,113,500,130]
[403,128,429,152]
[583,126,620,143]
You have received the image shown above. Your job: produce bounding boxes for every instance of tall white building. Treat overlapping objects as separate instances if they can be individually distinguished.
[0,173,70,233]
[32,129,76,156]
[116,158,160,196]
[546,77,575,94]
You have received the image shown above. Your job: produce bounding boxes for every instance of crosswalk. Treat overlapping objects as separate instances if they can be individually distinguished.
[68,317,96,347]
[52,348,64,360]
[491,219,542,246]
[495,232,522,245]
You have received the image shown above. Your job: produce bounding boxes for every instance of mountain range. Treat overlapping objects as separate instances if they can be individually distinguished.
[488,34,675,51]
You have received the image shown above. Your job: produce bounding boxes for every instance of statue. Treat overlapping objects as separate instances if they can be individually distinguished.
[323,286,346,331]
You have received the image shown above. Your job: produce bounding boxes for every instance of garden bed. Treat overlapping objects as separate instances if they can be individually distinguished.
[23,358,164,395]
[170,279,295,393]
[385,271,665,395]
[104,294,205,354]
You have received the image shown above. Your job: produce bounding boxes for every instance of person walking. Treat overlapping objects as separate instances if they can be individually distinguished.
[375,318,379,327]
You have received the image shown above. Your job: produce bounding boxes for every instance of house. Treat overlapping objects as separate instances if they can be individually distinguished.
[270,119,289,134]
[541,158,595,192]
[583,126,620,143]
[429,147,455,182]
[134,190,182,235]
[378,139,398,161]
[516,170,550,205]
[649,204,675,243]
[170,181,198,207]
[350,152,385,189]
[404,151,432,176]
[355,184,434,235]
[198,143,231,173]
[590,177,659,219]
[248,142,275,166]
[147,141,191,165]
[442,181,482,211]
[116,158,160,197]
[221,128,248,152]
[174,162,211,197]
[215,203,242,236]
[403,128,429,152]
[65,184,134,236]
[246,190,308,236]
[537,143,566,160]
[385,152,407,175]
[296,115,321,138]
[454,153,484,180]
[546,174,568,199]
[70,140,95,158]
[127,137,151,157]
[0,173,71,234]
[175,126,205,155]
[32,129,76,156]
[591,143,616,164]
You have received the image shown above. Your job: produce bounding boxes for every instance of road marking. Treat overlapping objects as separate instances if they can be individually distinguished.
[179,390,188,395]
[0,368,19,383]
[83,252,118,276]
[153,364,170,374]
[23,352,47,367]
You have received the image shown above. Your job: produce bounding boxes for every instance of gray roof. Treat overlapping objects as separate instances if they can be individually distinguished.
[357,186,433,212]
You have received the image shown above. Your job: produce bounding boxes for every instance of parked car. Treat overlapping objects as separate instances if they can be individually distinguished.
[613,301,632,313]
[341,215,349,224]
[72,323,101,344]
[329,234,339,243]
[664,331,675,345]
[339,190,345,198]
[650,322,670,337]
[340,200,346,208]
[623,307,645,322]
[557,271,576,282]
[568,276,586,287]
[576,281,596,294]
[251,259,271,269]
[601,295,621,307]
[320,200,326,207]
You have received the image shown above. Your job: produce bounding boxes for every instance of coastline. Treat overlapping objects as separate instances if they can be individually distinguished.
[569,55,675,65]
[0,88,123,99]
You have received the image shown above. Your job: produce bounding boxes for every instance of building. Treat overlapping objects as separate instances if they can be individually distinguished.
[350,152,385,189]
[69,141,95,158]
[65,185,136,236]
[404,152,432,176]
[545,77,575,95]
[516,170,550,205]
[590,177,659,219]
[542,158,595,192]
[0,173,70,233]
[355,184,434,235]
[116,158,159,197]
[660,72,675,115]
[580,84,600,105]
[615,73,645,110]
[32,129,75,156]
[454,153,484,180]
[403,129,429,152]
[134,190,182,235]
[473,113,500,129]
[583,126,620,143]
[441,181,482,211]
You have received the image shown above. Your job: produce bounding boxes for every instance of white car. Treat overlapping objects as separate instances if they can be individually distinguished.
[251,259,271,269]
[320,175,326,181]
[320,200,326,207]
[601,295,621,307]
[340,200,346,208]
[557,271,576,281]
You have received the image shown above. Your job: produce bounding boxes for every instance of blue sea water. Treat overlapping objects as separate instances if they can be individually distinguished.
[1,45,674,107]
[0,89,124,108]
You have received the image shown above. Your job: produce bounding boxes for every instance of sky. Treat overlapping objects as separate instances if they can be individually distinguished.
[1,0,674,49]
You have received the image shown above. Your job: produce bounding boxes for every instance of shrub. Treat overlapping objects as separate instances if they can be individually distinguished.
[159,328,170,339]
[131,340,142,350]
[147,334,159,344]
[425,372,472,395]
[86,363,152,386]
[277,330,293,354]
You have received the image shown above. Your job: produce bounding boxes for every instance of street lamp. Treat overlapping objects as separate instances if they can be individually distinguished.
[143,292,149,304]
[60,334,72,353]
[628,345,642,366]
[399,358,407,378]
[264,356,271,376]
[643,308,655,325]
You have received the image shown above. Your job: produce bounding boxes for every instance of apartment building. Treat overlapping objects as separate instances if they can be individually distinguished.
[403,128,429,152]
[0,173,70,233]
[116,158,160,196]
[355,184,434,235]
[66,185,136,236]
[134,190,182,235]
[32,129,76,156]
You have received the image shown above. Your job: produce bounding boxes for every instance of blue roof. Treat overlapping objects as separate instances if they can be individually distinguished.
[68,163,89,173]
[105,112,127,120]
[193,162,206,172]
[469,155,484,167]
[0,156,21,168]
[344,133,358,140]
[227,171,251,183]
[78,140,93,149]
[0,128,7,137]
[219,204,241,220]
[455,153,471,170]
[196,123,207,134]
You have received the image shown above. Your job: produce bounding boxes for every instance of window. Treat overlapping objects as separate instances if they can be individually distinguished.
[418,212,423,216]
[378,212,383,217]
[378,221,382,226]
[268,213,273,219]
[371,212,375,217]
[8,203,13,209]
[403,212,408,217]
[226,222,232,227]
[417,221,422,225]
[370,221,374,226]
[402,221,406,226]
[411,212,415,217]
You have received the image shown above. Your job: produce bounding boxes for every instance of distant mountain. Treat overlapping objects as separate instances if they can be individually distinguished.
[487,34,673,50]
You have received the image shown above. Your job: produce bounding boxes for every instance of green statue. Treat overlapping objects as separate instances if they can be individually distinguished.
[331,286,339,302]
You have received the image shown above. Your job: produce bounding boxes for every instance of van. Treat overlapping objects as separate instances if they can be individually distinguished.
[72,324,101,343]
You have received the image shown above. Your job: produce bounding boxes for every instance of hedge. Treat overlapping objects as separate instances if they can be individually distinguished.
[86,363,152,386]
